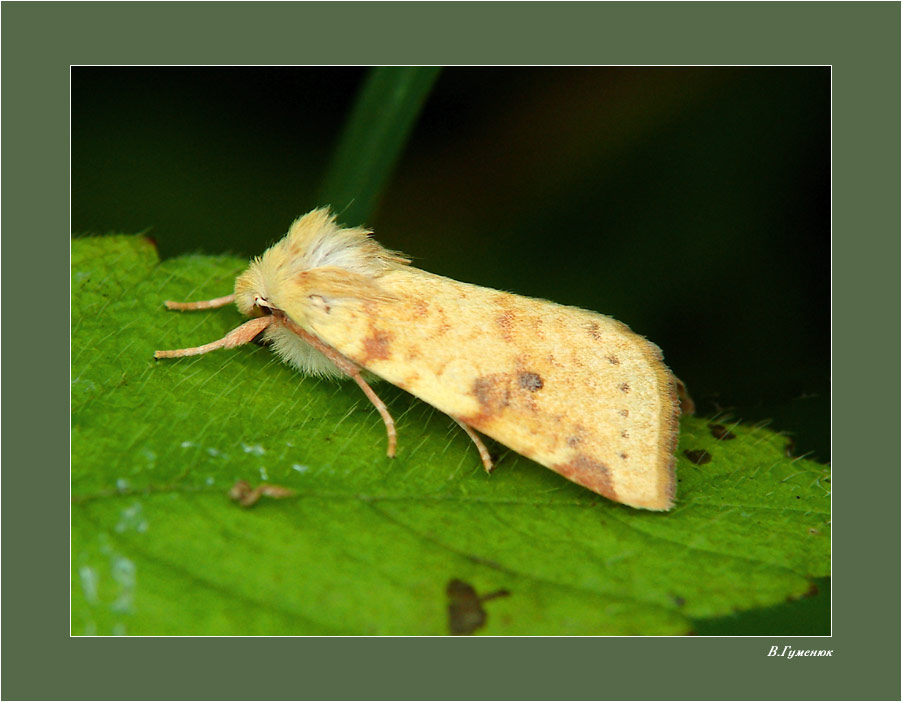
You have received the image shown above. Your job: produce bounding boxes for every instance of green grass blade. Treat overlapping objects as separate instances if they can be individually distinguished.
[317,66,441,224]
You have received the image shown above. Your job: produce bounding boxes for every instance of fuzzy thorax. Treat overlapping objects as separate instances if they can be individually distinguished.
[263,322,344,378]
[232,208,409,378]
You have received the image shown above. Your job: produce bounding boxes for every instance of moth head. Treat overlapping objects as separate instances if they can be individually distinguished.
[234,264,272,318]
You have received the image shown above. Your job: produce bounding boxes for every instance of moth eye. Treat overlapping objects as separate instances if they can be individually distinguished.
[251,294,273,317]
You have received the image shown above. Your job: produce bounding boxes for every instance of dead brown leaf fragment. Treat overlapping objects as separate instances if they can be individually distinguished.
[446,578,510,635]
[229,480,297,508]
[683,449,712,465]
[708,424,737,441]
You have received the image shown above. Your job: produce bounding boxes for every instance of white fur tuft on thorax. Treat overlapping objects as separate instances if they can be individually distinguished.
[232,208,409,378]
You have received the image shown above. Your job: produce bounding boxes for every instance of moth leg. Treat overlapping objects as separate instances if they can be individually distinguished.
[454,419,494,474]
[278,315,397,459]
[164,294,235,311]
[346,369,397,459]
[154,316,272,358]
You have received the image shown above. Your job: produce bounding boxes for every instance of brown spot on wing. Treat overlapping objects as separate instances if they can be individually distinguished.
[607,355,620,365]
[401,372,421,387]
[405,345,422,361]
[468,368,547,426]
[472,375,511,415]
[566,424,586,448]
[517,371,544,392]
[495,311,515,341]
[309,294,331,314]
[531,316,546,341]
[586,321,601,340]
[619,382,631,393]
[554,455,616,501]
[436,308,451,337]
[413,299,430,318]
[361,329,394,363]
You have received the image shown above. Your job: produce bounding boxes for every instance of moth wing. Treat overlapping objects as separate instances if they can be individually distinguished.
[290,268,680,510]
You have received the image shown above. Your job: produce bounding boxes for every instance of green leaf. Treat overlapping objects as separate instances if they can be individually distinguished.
[72,236,830,635]
[316,66,441,225]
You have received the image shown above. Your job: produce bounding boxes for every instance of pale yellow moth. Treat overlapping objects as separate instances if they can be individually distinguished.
[155,208,686,510]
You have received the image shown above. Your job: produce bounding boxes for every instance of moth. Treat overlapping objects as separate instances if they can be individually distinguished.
[155,208,686,510]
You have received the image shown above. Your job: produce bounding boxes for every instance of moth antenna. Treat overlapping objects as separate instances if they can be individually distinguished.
[154,316,272,359]
[454,419,494,473]
[278,315,397,458]
[164,294,235,311]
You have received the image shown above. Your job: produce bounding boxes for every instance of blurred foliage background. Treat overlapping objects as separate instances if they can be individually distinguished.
[72,66,830,633]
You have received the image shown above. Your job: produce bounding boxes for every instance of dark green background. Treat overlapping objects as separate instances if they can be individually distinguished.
[3,1,899,700]
[73,65,830,462]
